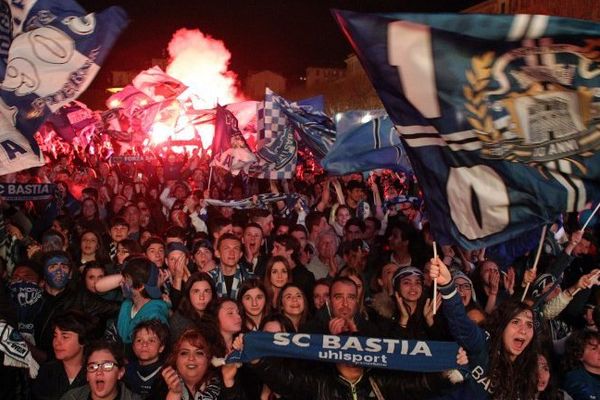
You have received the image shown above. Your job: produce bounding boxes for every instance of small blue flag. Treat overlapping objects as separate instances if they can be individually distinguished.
[323,110,412,175]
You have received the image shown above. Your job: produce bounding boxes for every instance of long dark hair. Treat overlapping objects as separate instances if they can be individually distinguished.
[177,272,216,322]
[263,255,291,301]
[484,299,539,399]
[277,283,309,331]
[237,278,271,332]
[536,350,563,400]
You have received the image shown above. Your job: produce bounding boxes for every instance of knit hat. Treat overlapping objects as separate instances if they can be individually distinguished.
[166,242,189,257]
[452,271,477,304]
[392,266,423,289]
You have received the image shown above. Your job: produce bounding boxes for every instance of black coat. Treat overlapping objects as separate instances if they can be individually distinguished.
[252,358,452,400]
[31,360,86,400]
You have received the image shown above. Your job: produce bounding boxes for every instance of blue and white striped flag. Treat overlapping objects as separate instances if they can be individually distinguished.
[334,11,600,249]
[0,0,127,174]
[273,93,336,160]
[323,110,412,175]
[255,88,297,179]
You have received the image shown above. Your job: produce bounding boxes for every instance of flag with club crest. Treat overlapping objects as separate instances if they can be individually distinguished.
[272,93,336,159]
[254,88,297,179]
[0,0,127,175]
[334,10,600,249]
[210,104,257,175]
[226,100,260,151]
[323,109,412,175]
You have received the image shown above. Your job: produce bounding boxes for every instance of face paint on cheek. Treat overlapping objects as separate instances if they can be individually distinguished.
[44,269,69,289]
[121,283,134,299]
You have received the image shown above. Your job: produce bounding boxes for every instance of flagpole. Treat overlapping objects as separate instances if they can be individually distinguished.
[207,166,214,195]
[581,202,600,231]
[432,242,438,315]
[521,225,547,302]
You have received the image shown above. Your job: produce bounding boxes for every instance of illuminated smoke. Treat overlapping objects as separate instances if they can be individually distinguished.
[166,28,245,109]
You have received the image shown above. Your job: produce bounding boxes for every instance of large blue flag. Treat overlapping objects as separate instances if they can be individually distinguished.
[0,0,127,174]
[334,11,600,249]
[273,93,336,159]
[323,109,412,175]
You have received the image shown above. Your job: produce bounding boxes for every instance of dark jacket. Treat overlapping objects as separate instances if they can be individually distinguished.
[435,281,492,400]
[304,307,381,338]
[252,358,452,400]
[33,288,78,356]
[32,360,86,400]
[562,367,600,400]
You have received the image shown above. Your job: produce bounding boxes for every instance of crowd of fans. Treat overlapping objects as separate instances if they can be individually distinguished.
[1,143,599,400]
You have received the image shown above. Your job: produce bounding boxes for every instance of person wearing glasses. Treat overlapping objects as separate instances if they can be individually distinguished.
[452,271,486,325]
[60,340,141,400]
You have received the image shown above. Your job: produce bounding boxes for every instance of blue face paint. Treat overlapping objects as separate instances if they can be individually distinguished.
[44,268,70,289]
[121,282,133,299]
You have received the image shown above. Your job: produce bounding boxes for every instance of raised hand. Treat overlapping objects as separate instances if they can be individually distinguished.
[429,256,452,286]
[162,366,182,395]
[503,267,516,295]
[394,292,410,327]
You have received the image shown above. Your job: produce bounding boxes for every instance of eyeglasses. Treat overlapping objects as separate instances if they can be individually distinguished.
[457,283,473,291]
[86,361,119,373]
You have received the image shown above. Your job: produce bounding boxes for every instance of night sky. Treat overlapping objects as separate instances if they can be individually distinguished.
[78,0,482,101]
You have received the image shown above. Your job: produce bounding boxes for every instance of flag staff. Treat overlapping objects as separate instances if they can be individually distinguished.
[433,242,438,315]
[521,225,548,302]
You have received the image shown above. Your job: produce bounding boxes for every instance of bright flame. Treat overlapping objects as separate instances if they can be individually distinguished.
[149,123,173,145]
[166,28,245,109]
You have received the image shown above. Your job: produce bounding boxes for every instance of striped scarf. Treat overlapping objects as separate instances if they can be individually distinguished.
[209,264,253,299]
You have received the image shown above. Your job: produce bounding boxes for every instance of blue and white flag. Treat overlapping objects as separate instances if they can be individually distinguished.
[273,93,336,160]
[0,0,127,175]
[323,110,412,175]
[255,88,297,179]
[226,332,459,372]
[334,11,600,249]
[205,192,299,210]
[210,104,257,175]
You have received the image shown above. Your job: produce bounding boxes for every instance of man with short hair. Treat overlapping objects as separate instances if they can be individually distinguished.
[107,217,129,262]
[345,180,366,215]
[304,276,379,338]
[209,233,253,299]
[122,204,141,242]
[272,234,315,298]
[240,223,267,277]
[305,211,329,246]
[343,218,365,242]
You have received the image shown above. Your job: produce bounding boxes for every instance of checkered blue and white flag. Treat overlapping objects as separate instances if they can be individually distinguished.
[254,88,297,179]
[0,0,128,175]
